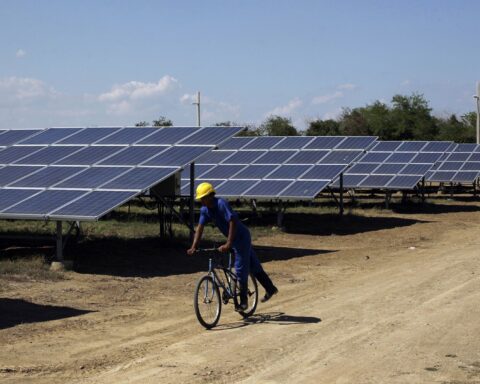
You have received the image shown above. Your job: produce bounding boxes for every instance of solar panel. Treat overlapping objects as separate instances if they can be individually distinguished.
[218,136,255,149]
[300,164,345,180]
[336,136,377,150]
[397,141,427,152]
[242,136,285,150]
[273,136,314,149]
[359,175,394,188]
[253,150,296,164]
[372,163,405,174]
[279,180,330,198]
[48,191,138,220]
[427,143,480,183]
[348,163,379,174]
[359,152,391,163]
[242,180,292,197]
[319,150,363,164]
[387,175,422,189]
[0,130,42,146]
[222,150,267,164]
[17,128,82,145]
[286,150,329,164]
[0,189,41,211]
[199,165,246,179]
[304,136,344,149]
[214,180,257,196]
[0,126,242,220]
[10,166,86,188]
[371,141,402,152]
[196,150,235,164]
[54,167,130,189]
[232,165,278,179]
[182,164,214,179]
[57,127,121,145]
[399,164,432,175]
[265,165,311,180]
[179,127,244,146]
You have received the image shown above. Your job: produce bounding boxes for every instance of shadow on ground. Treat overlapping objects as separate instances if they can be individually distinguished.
[211,312,321,331]
[0,298,92,330]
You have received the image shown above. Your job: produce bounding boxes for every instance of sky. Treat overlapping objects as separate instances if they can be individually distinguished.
[0,0,479,130]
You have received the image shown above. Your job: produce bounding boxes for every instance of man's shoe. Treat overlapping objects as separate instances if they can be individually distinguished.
[236,302,248,311]
[260,287,278,303]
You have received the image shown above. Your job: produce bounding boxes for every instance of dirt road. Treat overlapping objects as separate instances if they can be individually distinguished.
[1,203,480,383]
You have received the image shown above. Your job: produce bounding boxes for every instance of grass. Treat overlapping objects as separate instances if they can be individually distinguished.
[0,255,64,281]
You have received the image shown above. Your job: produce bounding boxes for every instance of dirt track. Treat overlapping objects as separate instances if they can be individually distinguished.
[1,202,480,383]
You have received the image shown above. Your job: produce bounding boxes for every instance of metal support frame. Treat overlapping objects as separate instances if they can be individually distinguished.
[276,200,287,228]
[385,191,393,209]
[55,221,80,262]
[189,162,195,242]
[327,186,343,216]
[156,195,194,234]
[421,177,426,203]
[56,221,63,261]
[339,173,344,217]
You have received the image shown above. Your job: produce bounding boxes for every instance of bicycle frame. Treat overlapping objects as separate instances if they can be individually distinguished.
[207,252,238,303]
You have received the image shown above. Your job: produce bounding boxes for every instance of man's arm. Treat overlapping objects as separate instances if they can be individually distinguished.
[187,224,204,255]
[218,219,236,252]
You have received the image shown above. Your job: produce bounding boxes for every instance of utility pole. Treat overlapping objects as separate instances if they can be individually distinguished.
[192,91,201,127]
[475,82,480,145]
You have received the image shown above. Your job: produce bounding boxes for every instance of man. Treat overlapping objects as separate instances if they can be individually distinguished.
[187,182,278,310]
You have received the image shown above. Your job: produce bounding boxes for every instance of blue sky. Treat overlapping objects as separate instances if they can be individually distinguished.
[1,0,479,130]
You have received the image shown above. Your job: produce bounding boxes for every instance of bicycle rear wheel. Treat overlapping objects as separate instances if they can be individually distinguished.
[194,275,221,329]
[234,274,258,318]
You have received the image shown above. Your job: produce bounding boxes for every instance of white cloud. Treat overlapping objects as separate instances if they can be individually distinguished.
[180,93,240,122]
[401,79,411,86]
[98,75,178,102]
[265,97,302,117]
[337,83,357,90]
[311,91,343,105]
[16,49,26,58]
[323,107,343,120]
[0,77,59,104]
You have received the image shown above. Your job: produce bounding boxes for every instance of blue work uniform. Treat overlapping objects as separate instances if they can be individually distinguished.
[199,197,264,287]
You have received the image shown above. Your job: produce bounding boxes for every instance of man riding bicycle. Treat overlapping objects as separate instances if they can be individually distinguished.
[187,182,278,310]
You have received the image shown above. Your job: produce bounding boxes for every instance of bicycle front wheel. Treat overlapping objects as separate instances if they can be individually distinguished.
[194,275,221,329]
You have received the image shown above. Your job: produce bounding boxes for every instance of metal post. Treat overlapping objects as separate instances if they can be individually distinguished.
[421,177,426,203]
[189,162,195,242]
[56,221,63,261]
[192,91,201,127]
[339,173,344,217]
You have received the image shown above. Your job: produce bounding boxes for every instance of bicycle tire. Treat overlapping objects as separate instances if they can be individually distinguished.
[194,275,222,329]
[234,274,259,318]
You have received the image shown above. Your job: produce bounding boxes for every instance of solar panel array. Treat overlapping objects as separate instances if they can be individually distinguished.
[332,141,454,190]
[426,143,480,183]
[0,126,243,221]
[181,136,377,199]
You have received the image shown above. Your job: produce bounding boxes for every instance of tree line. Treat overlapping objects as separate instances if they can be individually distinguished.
[137,93,477,143]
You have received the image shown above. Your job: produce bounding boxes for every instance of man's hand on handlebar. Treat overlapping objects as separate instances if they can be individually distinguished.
[187,247,197,256]
[218,243,232,253]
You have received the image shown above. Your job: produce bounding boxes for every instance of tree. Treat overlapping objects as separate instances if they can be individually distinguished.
[338,108,372,136]
[260,116,298,136]
[135,121,149,127]
[306,119,340,136]
[437,113,476,143]
[152,116,173,126]
[213,121,234,127]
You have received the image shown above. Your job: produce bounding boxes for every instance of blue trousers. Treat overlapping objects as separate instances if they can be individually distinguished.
[233,240,264,287]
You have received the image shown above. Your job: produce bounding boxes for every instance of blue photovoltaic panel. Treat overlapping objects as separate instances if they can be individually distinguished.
[253,150,296,164]
[399,164,432,175]
[265,165,311,180]
[200,165,246,179]
[319,150,362,164]
[411,152,442,164]
[304,136,344,149]
[300,164,345,180]
[286,150,329,164]
[348,163,379,174]
[101,167,178,190]
[242,136,285,150]
[387,175,422,189]
[57,128,121,144]
[273,136,314,149]
[137,127,197,145]
[0,189,41,211]
[17,128,82,145]
[430,171,457,182]
[49,191,137,220]
[182,164,214,179]
[0,130,42,146]
[387,152,416,163]
[54,167,130,189]
[439,162,463,171]
[359,152,391,163]
[144,146,210,167]
[232,165,278,179]
[214,180,257,196]
[372,163,405,174]
[0,146,45,164]
[423,141,453,152]
[95,127,159,144]
[397,141,427,152]
[242,180,292,197]
[340,174,368,188]
[222,150,267,164]
[279,180,329,198]
[335,136,376,150]
[196,150,235,164]
[470,153,480,161]
[452,171,480,182]
[99,146,168,166]
[179,127,244,146]
[455,143,478,152]
[447,153,470,161]
[10,166,86,188]
[0,166,43,187]
[461,162,480,171]
[14,146,84,165]
[359,175,394,188]
[55,146,124,165]
[371,141,403,152]
[2,190,87,216]
[219,137,255,149]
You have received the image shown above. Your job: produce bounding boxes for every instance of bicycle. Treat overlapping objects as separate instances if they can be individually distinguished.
[193,248,258,329]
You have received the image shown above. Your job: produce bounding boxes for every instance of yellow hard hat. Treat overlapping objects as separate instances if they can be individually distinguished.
[195,182,215,200]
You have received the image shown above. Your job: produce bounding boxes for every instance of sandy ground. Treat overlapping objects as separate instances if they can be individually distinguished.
[1,202,480,384]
